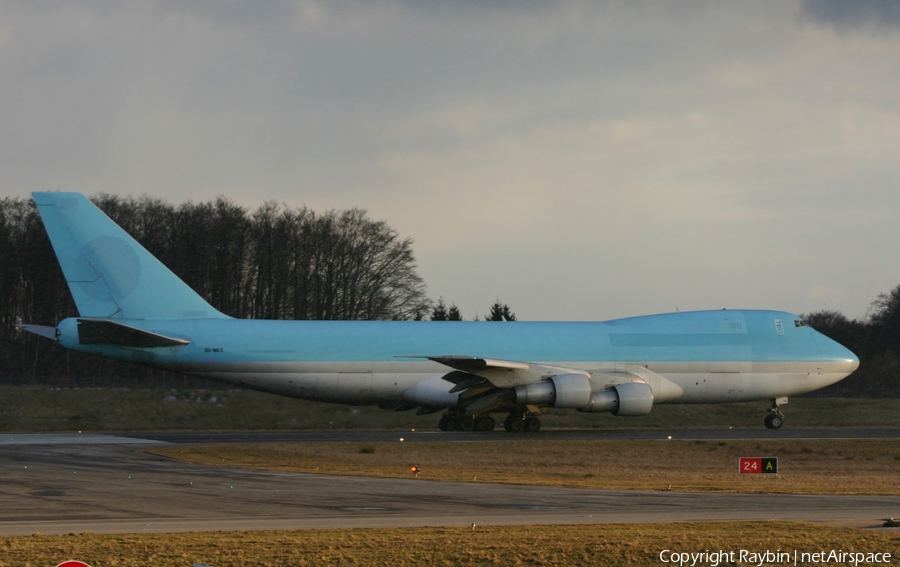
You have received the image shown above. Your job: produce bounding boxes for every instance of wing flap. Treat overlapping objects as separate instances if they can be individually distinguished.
[448,375,487,393]
[415,355,581,388]
[426,356,530,372]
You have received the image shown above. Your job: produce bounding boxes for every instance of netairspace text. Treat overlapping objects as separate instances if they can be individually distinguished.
[659,549,892,566]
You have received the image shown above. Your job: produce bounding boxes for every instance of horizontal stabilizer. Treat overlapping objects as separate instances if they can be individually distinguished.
[77,319,190,348]
[16,324,58,340]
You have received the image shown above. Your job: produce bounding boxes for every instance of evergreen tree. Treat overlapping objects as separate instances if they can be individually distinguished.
[431,298,448,321]
[487,300,516,321]
[447,303,464,321]
[431,298,465,321]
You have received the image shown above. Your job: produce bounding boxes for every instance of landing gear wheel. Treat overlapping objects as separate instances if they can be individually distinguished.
[523,416,541,433]
[459,416,475,431]
[503,417,515,432]
[445,417,460,431]
[765,397,786,430]
[508,418,524,433]
[438,415,453,431]
[764,414,783,430]
[475,416,494,432]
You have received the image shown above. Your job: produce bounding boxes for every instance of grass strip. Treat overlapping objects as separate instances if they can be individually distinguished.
[150,439,900,494]
[2,385,899,432]
[1,522,897,567]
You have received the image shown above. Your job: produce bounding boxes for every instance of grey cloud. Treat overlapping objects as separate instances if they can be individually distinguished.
[2,1,899,320]
[801,0,900,30]
[155,0,295,27]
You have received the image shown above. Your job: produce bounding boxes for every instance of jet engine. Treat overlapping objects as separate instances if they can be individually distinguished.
[578,381,654,416]
[515,375,654,416]
[513,373,592,408]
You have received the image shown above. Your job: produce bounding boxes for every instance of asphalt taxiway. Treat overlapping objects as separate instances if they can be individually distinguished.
[1,429,899,536]
[122,426,900,445]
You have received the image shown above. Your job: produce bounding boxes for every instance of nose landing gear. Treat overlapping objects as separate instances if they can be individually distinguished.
[764,397,787,429]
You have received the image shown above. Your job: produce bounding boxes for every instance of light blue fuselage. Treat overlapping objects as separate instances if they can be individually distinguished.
[57,309,858,406]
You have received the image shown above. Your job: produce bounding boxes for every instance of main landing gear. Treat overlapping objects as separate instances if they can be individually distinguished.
[437,407,542,433]
[438,410,496,432]
[764,397,786,429]
[503,409,541,433]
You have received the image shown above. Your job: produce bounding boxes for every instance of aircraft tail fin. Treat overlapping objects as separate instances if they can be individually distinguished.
[32,192,229,320]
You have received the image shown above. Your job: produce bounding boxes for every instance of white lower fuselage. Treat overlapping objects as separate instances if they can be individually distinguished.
[57,311,859,410]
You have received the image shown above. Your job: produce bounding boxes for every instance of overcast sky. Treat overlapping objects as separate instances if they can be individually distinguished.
[2,1,899,321]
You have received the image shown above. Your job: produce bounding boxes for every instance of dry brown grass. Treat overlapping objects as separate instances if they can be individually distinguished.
[0,522,897,566]
[150,439,900,494]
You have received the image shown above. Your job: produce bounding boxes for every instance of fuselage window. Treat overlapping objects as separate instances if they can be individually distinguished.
[794,320,808,327]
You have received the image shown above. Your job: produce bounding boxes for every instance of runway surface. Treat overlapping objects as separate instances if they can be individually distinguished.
[2,429,900,536]
[122,426,900,445]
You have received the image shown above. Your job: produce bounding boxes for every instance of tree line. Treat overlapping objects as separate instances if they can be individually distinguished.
[803,289,900,396]
[0,194,431,384]
[430,298,516,321]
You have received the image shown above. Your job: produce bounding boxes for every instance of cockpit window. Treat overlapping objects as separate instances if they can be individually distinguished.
[794,320,808,327]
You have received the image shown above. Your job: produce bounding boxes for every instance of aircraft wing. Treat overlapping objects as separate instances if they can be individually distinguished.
[418,355,578,389]
[401,355,678,416]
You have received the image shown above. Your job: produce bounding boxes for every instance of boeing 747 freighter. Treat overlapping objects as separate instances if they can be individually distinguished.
[18,192,859,432]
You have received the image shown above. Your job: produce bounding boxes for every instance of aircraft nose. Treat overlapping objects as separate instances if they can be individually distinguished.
[817,332,859,374]
[847,349,860,372]
[846,350,860,373]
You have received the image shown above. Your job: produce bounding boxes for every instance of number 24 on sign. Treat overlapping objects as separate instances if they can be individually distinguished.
[739,457,778,474]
